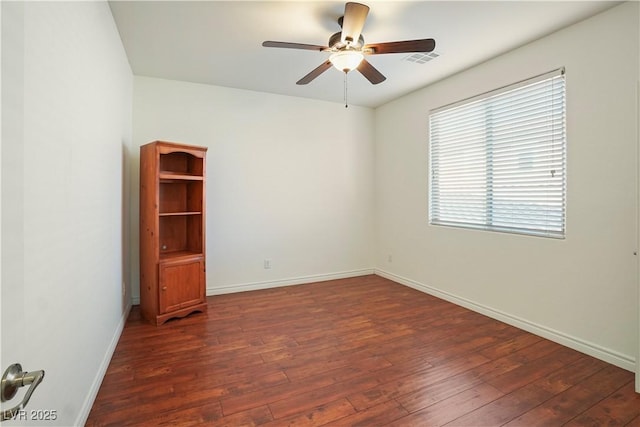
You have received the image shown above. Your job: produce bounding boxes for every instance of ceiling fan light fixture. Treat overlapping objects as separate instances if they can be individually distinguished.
[262,2,434,86]
[329,50,364,73]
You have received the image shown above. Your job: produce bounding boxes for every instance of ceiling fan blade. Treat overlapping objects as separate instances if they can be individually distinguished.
[357,59,386,85]
[365,38,436,55]
[341,2,369,45]
[296,60,333,85]
[262,41,328,51]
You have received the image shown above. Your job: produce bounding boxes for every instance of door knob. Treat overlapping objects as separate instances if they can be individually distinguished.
[1,363,45,421]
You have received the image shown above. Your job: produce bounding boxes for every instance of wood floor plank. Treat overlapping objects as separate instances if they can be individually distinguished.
[445,355,607,426]
[390,383,504,426]
[325,399,410,426]
[262,398,356,426]
[220,369,335,416]
[627,414,640,426]
[104,403,225,427]
[267,375,380,420]
[442,382,553,426]
[205,405,273,427]
[484,346,583,394]
[392,369,486,414]
[379,353,491,413]
[563,381,640,426]
[533,354,609,395]
[87,275,637,426]
[478,331,543,360]
[504,364,633,426]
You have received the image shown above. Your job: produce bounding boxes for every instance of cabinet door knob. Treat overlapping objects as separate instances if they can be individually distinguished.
[162,286,167,291]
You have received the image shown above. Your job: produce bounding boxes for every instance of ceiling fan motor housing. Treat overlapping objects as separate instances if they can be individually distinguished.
[329,31,365,50]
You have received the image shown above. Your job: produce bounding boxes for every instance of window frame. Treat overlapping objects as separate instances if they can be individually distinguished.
[428,68,566,239]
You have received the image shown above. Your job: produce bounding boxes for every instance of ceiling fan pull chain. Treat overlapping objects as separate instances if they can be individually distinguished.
[344,71,348,108]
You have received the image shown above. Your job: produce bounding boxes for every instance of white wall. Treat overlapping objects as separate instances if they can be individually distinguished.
[131,77,375,301]
[375,2,639,371]
[1,2,132,425]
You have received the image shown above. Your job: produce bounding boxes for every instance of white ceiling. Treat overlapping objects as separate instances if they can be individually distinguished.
[109,1,619,108]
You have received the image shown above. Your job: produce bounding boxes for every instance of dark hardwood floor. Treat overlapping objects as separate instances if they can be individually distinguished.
[87,274,639,426]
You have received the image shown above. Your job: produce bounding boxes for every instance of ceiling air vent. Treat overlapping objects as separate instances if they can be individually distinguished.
[404,51,440,64]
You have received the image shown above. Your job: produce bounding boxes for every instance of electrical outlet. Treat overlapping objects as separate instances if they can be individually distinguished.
[388,255,393,263]
[122,281,126,296]
[264,259,271,269]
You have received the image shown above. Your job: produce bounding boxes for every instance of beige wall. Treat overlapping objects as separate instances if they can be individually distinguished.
[131,77,376,300]
[374,2,639,371]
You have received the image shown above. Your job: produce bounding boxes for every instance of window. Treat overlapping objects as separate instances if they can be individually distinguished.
[429,68,566,238]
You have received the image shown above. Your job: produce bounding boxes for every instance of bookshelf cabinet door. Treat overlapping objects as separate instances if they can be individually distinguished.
[159,259,205,314]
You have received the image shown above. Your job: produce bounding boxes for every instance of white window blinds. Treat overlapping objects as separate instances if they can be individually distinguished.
[429,68,566,238]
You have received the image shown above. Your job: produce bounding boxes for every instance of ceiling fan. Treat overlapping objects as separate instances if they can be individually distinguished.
[262,2,436,86]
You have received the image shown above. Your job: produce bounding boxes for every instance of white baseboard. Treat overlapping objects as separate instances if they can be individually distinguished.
[375,269,636,373]
[75,301,132,426]
[207,269,375,296]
